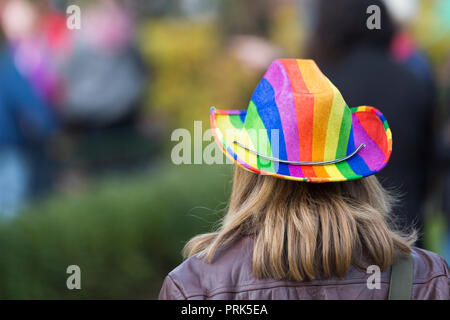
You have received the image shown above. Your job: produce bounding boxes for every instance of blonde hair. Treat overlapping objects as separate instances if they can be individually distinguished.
[184,166,416,281]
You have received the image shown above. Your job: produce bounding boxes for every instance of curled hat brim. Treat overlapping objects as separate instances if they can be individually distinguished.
[210,106,392,183]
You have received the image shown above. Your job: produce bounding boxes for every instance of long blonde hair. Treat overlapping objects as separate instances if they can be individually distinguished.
[184,166,416,281]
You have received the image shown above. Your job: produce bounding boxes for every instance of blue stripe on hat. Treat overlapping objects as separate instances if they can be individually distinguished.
[251,78,290,175]
[345,125,371,175]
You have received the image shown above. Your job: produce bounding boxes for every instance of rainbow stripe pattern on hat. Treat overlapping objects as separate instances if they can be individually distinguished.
[210,59,392,182]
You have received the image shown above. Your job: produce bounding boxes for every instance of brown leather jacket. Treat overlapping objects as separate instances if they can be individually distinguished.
[159,237,449,300]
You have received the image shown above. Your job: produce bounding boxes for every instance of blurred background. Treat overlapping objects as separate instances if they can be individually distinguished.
[0,0,449,299]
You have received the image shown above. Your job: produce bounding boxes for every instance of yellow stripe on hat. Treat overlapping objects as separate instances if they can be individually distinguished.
[321,80,346,180]
[324,80,346,160]
[216,114,259,167]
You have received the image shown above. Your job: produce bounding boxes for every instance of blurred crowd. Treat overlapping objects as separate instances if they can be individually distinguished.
[0,0,151,217]
[0,0,449,262]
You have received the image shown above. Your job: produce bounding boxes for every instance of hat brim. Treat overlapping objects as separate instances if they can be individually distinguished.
[210,106,392,183]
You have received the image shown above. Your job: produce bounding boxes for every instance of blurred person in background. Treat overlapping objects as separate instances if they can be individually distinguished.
[3,0,65,106]
[60,0,145,129]
[386,0,435,111]
[0,0,57,217]
[418,0,450,263]
[54,0,149,179]
[437,56,450,262]
[307,0,435,247]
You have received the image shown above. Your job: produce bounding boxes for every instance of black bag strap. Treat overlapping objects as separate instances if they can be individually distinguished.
[388,254,414,300]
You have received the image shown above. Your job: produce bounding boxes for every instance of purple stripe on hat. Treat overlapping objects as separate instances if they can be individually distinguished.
[264,61,304,178]
[352,114,385,171]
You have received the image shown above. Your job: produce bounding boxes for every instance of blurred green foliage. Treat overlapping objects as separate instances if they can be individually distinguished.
[137,13,305,129]
[414,0,450,65]
[138,19,258,128]
[0,162,233,299]
[424,213,447,255]
[268,3,304,57]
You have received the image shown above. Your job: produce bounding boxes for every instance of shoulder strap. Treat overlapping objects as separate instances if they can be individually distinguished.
[388,254,414,300]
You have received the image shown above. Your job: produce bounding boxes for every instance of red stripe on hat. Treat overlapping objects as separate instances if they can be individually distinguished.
[354,112,388,156]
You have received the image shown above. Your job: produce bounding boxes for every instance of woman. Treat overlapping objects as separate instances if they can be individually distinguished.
[159,59,449,300]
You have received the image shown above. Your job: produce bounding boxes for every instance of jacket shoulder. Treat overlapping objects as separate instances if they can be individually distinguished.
[162,254,210,299]
[411,247,449,299]
[411,247,449,282]
[159,237,254,300]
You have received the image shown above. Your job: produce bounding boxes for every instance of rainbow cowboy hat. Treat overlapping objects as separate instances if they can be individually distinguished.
[210,59,392,182]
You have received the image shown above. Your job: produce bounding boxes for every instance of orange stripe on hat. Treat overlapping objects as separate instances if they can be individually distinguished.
[296,60,331,179]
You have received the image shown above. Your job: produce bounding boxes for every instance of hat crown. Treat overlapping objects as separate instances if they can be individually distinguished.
[210,58,392,182]
[242,59,353,165]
